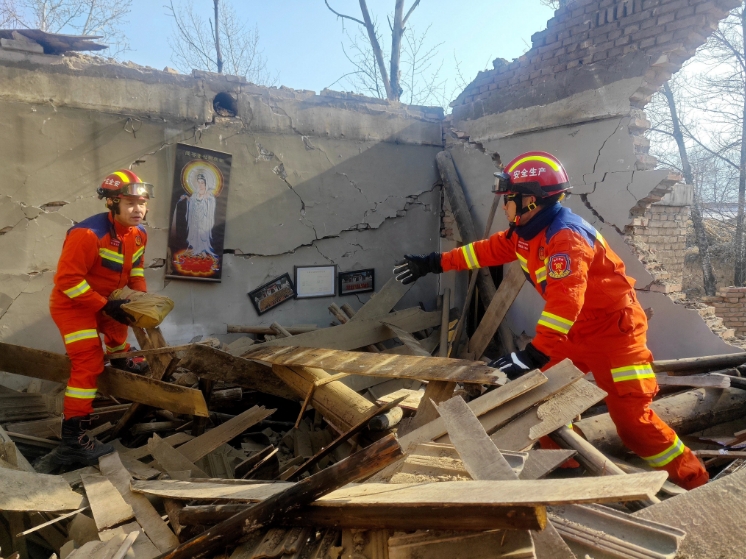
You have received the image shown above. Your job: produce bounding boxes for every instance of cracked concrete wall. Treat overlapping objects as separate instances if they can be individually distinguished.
[0,51,443,352]
[447,0,740,359]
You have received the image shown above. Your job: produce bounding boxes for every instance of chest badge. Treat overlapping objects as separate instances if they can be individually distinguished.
[135,236,142,246]
[517,239,529,251]
[110,239,121,247]
[548,253,571,279]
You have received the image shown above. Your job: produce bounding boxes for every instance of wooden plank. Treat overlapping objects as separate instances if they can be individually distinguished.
[382,321,432,357]
[126,432,194,460]
[490,378,607,451]
[81,473,135,531]
[247,346,507,386]
[147,433,208,478]
[98,452,179,553]
[156,434,403,559]
[376,388,422,411]
[435,395,517,481]
[520,450,578,480]
[383,329,440,356]
[178,344,296,400]
[438,359,584,444]
[99,521,160,559]
[177,406,275,463]
[0,392,49,422]
[656,373,730,388]
[467,261,526,359]
[349,277,412,322]
[133,472,667,506]
[0,468,83,511]
[0,342,209,417]
[3,417,61,439]
[183,503,545,532]
[261,307,442,349]
[388,529,535,559]
[369,369,548,482]
[228,325,317,335]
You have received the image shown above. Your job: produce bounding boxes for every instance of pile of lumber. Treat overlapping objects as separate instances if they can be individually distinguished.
[1,275,746,558]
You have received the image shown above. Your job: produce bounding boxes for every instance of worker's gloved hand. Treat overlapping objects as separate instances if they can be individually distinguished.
[393,253,443,284]
[489,343,550,380]
[102,299,134,325]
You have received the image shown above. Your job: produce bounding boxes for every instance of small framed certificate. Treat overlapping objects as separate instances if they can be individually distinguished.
[338,268,375,295]
[294,265,337,298]
[247,273,296,315]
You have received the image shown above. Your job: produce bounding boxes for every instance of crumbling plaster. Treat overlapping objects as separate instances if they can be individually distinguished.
[0,51,443,351]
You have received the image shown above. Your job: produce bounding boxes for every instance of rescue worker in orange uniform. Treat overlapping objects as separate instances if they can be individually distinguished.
[49,169,153,466]
[394,151,708,490]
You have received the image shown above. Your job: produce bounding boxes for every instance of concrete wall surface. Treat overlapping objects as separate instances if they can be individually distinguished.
[0,51,444,351]
[447,0,740,359]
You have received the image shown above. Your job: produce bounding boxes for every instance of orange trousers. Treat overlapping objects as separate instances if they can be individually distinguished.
[50,292,130,419]
[541,302,708,490]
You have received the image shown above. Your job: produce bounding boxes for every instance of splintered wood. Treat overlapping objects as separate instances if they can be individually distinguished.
[247,346,508,386]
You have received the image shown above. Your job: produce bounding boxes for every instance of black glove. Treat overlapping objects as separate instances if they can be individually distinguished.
[489,343,550,380]
[102,299,134,325]
[393,253,443,284]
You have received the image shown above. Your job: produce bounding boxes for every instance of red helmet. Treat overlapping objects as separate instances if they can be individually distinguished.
[97,169,154,200]
[493,151,571,198]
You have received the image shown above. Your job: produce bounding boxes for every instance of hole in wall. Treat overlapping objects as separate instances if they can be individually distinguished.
[213,92,238,117]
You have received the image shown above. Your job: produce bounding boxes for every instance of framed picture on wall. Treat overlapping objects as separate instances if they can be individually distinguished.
[338,268,375,296]
[294,265,337,298]
[248,273,296,315]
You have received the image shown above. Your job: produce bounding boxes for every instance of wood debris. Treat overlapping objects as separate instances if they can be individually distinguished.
[1,281,745,559]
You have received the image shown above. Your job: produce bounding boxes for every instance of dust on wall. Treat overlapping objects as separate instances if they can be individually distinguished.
[446,0,741,359]
[0,50,444,350]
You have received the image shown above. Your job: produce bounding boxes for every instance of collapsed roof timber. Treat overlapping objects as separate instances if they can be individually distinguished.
[0,0,746,558]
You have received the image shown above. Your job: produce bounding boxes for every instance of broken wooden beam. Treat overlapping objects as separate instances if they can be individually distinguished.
[348,277,411,322]
[575,387,746,455]
[0,468,84,511]
[246,345,508,386]
[227,325,317,335]
[261,307,443,350]
[179,503,546,532]
[178,344,297,400]
[652,352,746,375]
[0,342,209,417]
[155,434,403,559]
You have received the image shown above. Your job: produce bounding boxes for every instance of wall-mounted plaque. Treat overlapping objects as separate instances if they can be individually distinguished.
[338,268,375,295]
[248,273,296,315]
[294,265,337,299]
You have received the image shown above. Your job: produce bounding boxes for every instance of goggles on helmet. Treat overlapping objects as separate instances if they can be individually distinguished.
[492,172,512,194]
[99,182,154,199]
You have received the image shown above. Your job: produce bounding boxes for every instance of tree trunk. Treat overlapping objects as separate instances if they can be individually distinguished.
[735,7,746,286]
[661,82,717,295]
[213,0,223,74]
[358,0,393,100]
[389,0,405,101]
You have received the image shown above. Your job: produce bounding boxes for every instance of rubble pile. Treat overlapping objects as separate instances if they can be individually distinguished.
[0,277,745,559]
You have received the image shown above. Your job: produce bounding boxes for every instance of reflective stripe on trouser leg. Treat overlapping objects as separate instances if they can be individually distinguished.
[610,363,655,383]
[641,435,685,468]
[64,386,97,400]
[106,341,128,354]
[63,329,99,345]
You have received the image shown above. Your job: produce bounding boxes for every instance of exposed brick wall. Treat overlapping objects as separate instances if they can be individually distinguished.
[452,0,738,121]
[703,287,746,335]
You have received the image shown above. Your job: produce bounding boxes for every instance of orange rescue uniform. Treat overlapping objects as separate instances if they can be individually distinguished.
[441,206,707,489]
[50,212,147,419]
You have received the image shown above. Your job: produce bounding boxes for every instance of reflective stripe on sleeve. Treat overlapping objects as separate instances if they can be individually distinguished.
[130,267,144,277]
[535,265,547,283]
[63,329,99,345]
[65,386,97,400]
[460,244,481,270]
[537,311,574,334]
[63,279,92,299]
[610,364,655,383]
[515,252,529,273]
[106,342,127,353]
[132,247,145,263]
[642,436,685,468]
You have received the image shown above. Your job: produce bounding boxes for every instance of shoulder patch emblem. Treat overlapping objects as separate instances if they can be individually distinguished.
[548,253,571,279]
[135,236,142,246]
[538,246,545,260]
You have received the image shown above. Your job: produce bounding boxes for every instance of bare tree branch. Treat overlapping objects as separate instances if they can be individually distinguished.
[324,0,364,26]
[401,0,421,27]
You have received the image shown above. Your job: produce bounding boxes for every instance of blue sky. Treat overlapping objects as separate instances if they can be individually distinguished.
[125,1,555,99]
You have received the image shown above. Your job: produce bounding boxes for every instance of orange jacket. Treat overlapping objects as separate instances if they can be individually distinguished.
[51,213,148,312]
[441,207,636,357]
